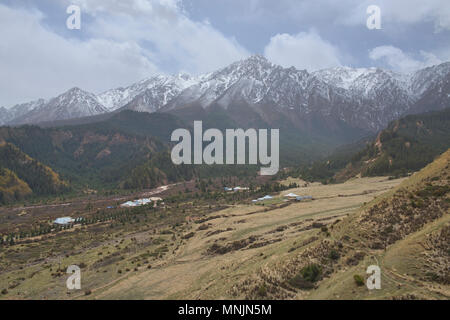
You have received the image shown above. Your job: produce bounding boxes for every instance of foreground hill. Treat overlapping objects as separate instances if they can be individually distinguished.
[236,149,449,299]
[0,150,447,299]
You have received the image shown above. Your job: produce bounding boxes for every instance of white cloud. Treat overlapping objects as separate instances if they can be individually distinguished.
[382,0,450,31]
[73,0,249,74]
[0,4,160,107]
[341,0,450,31]
[369,45,442,73]
[0,0,249,107]
[224,0,450,31]
[263,31,341,71]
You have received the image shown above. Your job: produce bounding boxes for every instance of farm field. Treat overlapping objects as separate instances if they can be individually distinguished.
[0,175,408,299]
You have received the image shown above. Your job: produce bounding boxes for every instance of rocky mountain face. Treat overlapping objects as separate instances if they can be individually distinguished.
[407,63,450,115]
[97,73,198,112]
[9,88,107,125]
[0,99,46,125]
[2,56,449,133]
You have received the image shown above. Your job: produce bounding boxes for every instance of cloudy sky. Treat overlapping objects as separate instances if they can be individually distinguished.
[1,0,450,107]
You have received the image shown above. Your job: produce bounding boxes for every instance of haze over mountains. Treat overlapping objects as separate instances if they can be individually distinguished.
[2,56,449,134]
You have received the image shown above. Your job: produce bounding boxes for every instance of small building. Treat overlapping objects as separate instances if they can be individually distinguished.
[296,196,313,202]
[225,186,249,192]
[284,193,299,198]
[257,195,273,201]
[120,198,153,208]
[120,201,135,208]
[53,217,75,225]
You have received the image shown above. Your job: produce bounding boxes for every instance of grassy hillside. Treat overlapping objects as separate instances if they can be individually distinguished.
[0,167,32,204]
[0,121,165,189]
[168,102,369,166]
[236,149,449,299]
[0,111,263,194]
[348,108,450,177]
[0,142,68,200]
[0,151,446,299]
[294,108,450,183]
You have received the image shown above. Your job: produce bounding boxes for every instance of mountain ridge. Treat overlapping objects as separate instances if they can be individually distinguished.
[3,56,450,133]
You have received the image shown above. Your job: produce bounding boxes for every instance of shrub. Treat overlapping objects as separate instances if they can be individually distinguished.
[300,264,322,283]
[289,263,322,290]
[84,289,92,296]
[182,232,195,239]
[257,284,267,297]
[353,274,365,286]
[288,274,315,290]
[425,272,440,282]
[312,222,323,229]
[328,249,340,260]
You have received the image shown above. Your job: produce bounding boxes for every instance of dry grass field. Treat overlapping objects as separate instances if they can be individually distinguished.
[1,154,448,300]
[2,175,403,299]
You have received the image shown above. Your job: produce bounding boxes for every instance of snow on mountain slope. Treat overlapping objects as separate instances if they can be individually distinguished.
[96,74,197,111]
[0,99,46,125]
[121,73,199,113]
[4,56,450,132]
[167,55,312,110]
[311,66,416,129]
[312,67,371,90]
[409,62,450,98]
[313,67,410,99]
[0,107,10,125]
[10,88,107,125]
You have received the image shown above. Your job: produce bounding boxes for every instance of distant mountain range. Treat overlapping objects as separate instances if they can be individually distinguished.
[2,56,449,134]
[0,55,449,198]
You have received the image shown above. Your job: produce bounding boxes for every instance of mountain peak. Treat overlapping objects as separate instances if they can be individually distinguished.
[66,87,88,95]
[239,55,273,68]
[3,56,450,131]
[245,54,268,62]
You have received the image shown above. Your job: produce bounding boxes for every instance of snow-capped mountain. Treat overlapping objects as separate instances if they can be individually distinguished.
[312,66,414,129]
[96,74,196,111]
[0,107,10,125]
[10,88,107,125]
[3,56,450,131]
[119,73,199,113]
[409,62,450,97]
[166,55,311,111]
[408,63,450,115]
[0,99,46,125]
[164,56,435,131]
